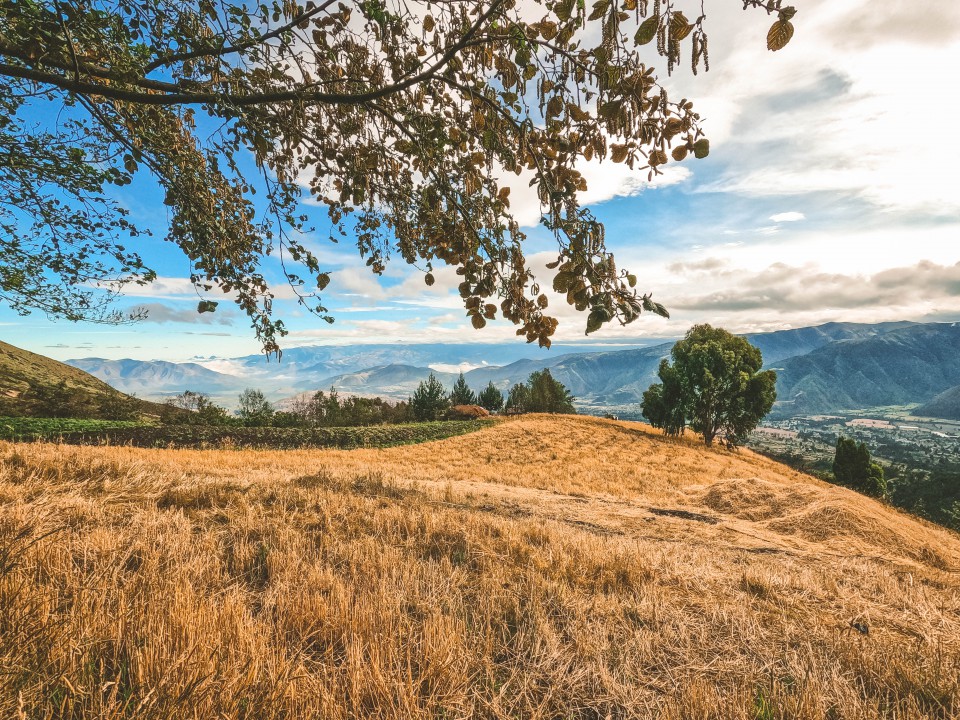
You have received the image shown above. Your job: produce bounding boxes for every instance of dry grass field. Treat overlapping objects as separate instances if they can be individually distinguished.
[2,414,959,719]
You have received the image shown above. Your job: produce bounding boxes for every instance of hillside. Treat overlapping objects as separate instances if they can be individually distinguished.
[772,322,960,416]
[0,339,149,417]
[913,384,960,420]
[1,415,958,718]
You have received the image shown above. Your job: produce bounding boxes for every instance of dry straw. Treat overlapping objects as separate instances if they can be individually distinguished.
[1,415,958,718]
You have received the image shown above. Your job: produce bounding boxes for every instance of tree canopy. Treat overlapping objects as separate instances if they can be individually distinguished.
[477,381,505,412]
[832,435,886,499]
[641,324,776,446]
[449,373,477,406]
[411,372,450,420]
[504,369,574,413]
[0,0,796,352]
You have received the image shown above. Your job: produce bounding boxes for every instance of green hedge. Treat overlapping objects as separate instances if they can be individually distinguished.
[0,417,147,441]
[0,418,492,449]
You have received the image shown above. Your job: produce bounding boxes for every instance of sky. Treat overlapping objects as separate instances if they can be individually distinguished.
[4,0,960,363]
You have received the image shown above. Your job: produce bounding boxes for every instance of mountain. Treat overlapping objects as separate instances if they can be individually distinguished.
[67,342,650,404]
[62,321,960,416]
[771,322,960,416]
[314,364,459,398]
[745,320,917,365]
[912,384,960,420]
[0,340,155,417]
[8,415,960,716]
[66,358,260,400]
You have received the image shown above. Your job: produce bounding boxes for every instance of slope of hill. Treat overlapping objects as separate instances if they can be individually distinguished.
[745,320,917,365]
[913,384,960,420]
[2,415,958,718]
[772,322,960,416]
[0,339,143,416]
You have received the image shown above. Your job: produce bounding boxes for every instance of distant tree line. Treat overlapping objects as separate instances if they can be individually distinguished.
[19,381,142,421]
[161,388,413,428]
[409,369,575,421]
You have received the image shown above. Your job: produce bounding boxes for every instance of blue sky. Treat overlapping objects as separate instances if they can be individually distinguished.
[4,0,959,362]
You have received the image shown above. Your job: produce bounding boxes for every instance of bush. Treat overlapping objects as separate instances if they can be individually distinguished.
[445,405,490,420]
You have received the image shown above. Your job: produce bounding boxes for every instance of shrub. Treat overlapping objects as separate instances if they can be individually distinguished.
[446,405,490,420]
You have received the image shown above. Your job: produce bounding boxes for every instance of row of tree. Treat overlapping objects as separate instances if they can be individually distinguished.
[161,388,413,428]
[149,369,581,426]
[409,370,576,421]
[22,381,142,420]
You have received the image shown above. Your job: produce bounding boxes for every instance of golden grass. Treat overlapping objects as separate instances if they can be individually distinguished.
[1,414,959,719]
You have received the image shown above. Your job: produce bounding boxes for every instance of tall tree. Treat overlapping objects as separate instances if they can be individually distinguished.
[449,373,477,406]
[477,381,505,412]
[411,373,450,421]
[0,0,797,352]
[505,383,531,414]
[527,369,575,413]
[237,388,274,426]
[833,436,887,498]
[641,324,776,446]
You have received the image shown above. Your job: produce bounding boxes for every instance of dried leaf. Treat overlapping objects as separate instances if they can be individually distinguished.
[671,145,688,161]
[610,144,628,163]
[670,12,692,41]
[588,0,610,22]
[766,20,794,51]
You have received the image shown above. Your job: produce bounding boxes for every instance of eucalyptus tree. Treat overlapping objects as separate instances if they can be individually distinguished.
[0,0,796,353]
[642,324,776,446]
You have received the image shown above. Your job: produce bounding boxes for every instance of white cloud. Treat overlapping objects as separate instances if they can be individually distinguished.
[770,212,805,223]
[507,161,691,228]
[675,0,960,216]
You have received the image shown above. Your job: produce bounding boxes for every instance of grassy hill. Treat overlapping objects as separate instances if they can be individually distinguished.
[0,339,126,415]
[913,384,960,420]
[1,415,958,718]
[0,339,165,418]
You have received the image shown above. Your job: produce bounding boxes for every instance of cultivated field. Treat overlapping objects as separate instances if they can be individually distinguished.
[2,415,959,719]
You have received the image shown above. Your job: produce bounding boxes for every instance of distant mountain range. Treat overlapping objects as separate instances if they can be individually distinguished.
[59,320,960,418]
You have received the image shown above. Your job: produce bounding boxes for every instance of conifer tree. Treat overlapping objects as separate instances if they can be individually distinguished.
[477,382,505,413]
[411,373,450,421]
[449,373,477,406]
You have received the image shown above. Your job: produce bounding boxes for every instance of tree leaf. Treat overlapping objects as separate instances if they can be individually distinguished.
[693,138,709,159]
[610,144,628,163]
[197,300,218,314]
[634,15,658,45]
[670,12,692,41]
[671,145,688,161]
[766,20,794,51]
[588,0,610,22]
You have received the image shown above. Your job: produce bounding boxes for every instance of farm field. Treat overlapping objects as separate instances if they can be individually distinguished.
[0,417,489,448]
[2,415,959,719]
